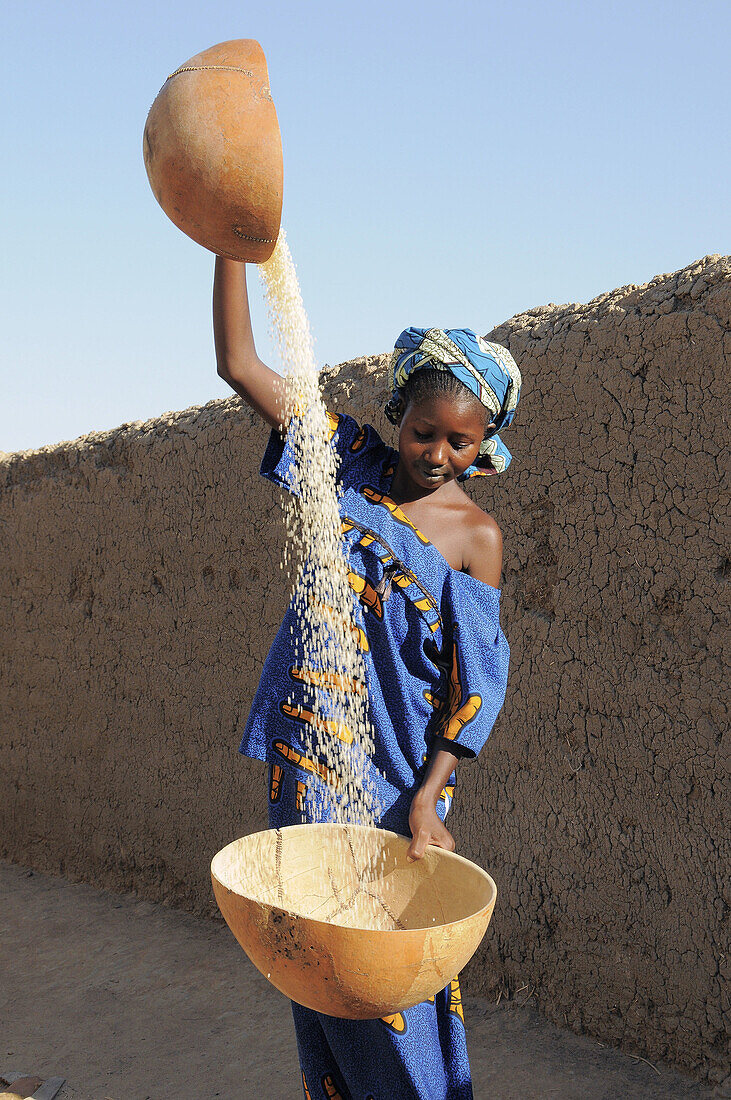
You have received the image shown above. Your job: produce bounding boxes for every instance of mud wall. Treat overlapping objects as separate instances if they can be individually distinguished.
[1,255,728,1084]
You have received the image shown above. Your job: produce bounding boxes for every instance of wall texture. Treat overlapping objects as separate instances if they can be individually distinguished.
[1,255,728,1085]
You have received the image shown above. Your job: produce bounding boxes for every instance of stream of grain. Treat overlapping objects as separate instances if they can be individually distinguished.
[257,230,382,832]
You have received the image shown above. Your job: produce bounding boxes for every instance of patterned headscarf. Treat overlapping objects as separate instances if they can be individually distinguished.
[384,327,522,476]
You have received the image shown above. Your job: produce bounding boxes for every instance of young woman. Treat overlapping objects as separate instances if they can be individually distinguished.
[214,258,521,1100]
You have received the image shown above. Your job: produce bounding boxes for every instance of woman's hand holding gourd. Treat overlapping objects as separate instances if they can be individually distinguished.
[407,786,456,861]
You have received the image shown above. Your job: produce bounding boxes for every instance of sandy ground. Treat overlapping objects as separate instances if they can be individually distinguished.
[0,860,717,1100]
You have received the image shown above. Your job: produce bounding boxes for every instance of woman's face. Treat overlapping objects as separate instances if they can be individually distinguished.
[397,394,492,488]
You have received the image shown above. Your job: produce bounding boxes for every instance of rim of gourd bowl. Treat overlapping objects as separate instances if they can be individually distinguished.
[211,824,497,935]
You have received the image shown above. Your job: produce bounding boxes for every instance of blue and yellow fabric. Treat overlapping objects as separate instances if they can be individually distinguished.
[238,412,511,1099]
[384,327,522,476]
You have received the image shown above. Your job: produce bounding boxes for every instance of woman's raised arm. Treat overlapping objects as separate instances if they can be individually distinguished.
[213,257,287,431]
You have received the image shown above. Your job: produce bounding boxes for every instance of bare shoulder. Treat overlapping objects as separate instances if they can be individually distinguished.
[462,499,503,587]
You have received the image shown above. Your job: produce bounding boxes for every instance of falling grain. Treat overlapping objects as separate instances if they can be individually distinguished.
[257,230,382,831]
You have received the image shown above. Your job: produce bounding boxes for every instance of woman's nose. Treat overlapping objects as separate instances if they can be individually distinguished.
[425,440,448,465]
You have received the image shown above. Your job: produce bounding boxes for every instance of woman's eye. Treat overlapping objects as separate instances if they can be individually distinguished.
[451,441,469,450]
[414,431,430,441]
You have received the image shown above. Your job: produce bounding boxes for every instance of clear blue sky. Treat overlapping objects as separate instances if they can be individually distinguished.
[2,0,729,453]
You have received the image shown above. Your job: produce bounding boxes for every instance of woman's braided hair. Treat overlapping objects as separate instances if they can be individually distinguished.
[397,368,488,428]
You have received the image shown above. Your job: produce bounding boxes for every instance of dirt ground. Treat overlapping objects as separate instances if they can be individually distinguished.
[0,860,719,1100]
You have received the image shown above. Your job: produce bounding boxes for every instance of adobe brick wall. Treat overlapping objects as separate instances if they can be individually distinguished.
[1,255,727,1083]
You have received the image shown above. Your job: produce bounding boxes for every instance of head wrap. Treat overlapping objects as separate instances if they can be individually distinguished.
[384,327,522,476]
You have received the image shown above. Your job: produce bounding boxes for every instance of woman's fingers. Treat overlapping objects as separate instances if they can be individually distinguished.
[432,827,456,852]
[407,825,456,861]
[406,827,431,862]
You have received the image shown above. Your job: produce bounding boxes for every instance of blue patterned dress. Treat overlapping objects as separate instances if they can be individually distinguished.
[238,411,510,1100]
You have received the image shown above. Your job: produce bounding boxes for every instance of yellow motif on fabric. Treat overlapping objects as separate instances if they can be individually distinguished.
[290,667,366,695]
[424,689,443,711]
[361,487,431,546]
[390,570,411,590]
[380,1011,406,1033]
[340,518,385,555]
[323,1075,344,1099]
[308,597,370,652]
[289,393,327,422]
[281,702,354,745]
[341,511,442,633]
[295,779,307,813]
[269,762,283,803]
[273,740,339,790]
[440,637,482,742]
[448,977,465,1024]
[347,570,383,619]
[350,425,368,452]
[302,1070,311,1100]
